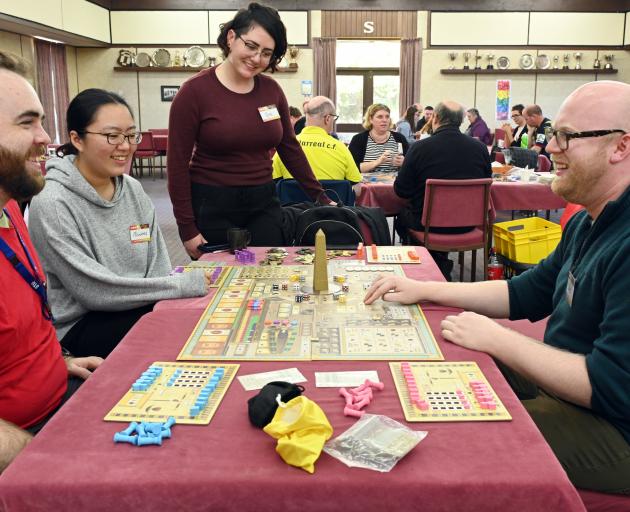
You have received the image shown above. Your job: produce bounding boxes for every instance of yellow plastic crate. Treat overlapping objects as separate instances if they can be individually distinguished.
[493,217,561,264]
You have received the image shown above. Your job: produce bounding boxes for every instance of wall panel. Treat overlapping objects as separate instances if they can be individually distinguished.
[431,12,529,46]
[0,0,63,30]
[111,11,208,44]
[529,13,624,46]
[62,0,110,42]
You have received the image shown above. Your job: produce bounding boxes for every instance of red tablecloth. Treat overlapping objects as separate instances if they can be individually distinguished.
[0,307,585,512]
[490,181,567,211]
[153,135,168,152]
[356,180,567,216]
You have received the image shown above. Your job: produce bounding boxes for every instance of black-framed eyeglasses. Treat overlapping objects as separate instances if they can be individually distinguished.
[328,114,340,122]
[82,131,142,145]
[544,127,626,151]
[237,35,274,60]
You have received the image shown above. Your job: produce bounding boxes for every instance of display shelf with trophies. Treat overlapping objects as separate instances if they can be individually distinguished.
[441,51,618,75]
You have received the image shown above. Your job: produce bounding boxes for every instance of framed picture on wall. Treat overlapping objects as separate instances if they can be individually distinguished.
[161,86,180,102]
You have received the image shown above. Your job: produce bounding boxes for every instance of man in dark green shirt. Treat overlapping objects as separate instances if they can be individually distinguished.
[365,80,630,495]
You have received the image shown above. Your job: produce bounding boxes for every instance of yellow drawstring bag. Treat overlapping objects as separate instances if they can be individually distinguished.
[263,395,333,474]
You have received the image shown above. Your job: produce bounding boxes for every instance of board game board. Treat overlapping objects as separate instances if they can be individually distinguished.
[367,245,421,264]
[177,264,443,362]
[390,361,511,422]
[104,362,239,425]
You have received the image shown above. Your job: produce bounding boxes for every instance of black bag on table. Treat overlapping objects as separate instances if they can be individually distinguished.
[248,381,305,429]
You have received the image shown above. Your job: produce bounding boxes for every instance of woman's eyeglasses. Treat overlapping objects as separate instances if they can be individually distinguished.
[83,131,143,145]
[237,35,274,60]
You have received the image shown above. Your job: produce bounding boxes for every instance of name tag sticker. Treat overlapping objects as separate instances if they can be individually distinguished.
[536,133,546,144]
[129,224,151,243]
[566,271,575,307]
[258,105,280,122]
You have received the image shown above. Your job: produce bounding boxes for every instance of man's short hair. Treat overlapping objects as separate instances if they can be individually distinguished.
[289,106,301,118]
[307,99,335,117]
[467,108,480,117]
[524,104,543,116]
[425,106,434,111]
[435,102,465,127]
[0,51,29,77]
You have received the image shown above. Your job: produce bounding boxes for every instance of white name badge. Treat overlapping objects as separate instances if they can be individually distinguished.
[536,133,546,144]
[258,105,281,122]
[129,224,151,243]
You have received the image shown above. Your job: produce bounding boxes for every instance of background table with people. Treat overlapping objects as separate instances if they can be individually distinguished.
[0,247,586,512]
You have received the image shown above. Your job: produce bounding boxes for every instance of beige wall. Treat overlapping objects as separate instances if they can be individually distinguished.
[420,48,630,128]
[72,46,312,130]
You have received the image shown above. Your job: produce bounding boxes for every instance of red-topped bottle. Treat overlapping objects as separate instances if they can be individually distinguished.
[487,248,504,280]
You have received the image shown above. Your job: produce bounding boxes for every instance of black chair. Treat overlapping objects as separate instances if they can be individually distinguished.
[276,179,355,206]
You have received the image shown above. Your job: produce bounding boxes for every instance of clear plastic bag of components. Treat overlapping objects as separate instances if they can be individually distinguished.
[323,414,427,472]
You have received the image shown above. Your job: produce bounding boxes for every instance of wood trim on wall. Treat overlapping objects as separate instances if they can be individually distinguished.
[322,11,417,39]
[100,0,630,12]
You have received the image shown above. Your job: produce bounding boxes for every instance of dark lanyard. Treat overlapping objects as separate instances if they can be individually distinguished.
[0,208,54,321]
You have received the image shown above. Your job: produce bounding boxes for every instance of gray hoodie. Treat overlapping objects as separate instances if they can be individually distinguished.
[29,155,206,340]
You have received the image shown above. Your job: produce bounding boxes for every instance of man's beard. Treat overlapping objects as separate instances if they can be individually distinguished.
[0,145,46,202]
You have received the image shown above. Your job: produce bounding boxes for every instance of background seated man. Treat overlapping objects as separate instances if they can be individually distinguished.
[393,101,491,280]
[0,51,102,474]
[366,80,630,495]
[273,96,362,197]
[523,104,553,158]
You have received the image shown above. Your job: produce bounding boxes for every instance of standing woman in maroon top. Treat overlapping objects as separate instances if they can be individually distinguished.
[167,3,325,259]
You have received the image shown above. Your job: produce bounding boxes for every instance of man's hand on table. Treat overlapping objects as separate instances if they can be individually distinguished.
[65,356,103,380]
[440,312,506,353]
[184,233,207,260]
[364,275,424,305]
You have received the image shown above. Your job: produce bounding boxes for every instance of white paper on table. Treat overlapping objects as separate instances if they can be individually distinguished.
[315,370,380,388]
[238,368,306,391]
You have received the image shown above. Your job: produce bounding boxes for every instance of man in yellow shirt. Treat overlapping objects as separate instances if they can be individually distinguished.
[273,96,362,196]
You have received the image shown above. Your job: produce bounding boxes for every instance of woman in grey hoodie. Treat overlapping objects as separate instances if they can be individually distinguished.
[29,89,209,358]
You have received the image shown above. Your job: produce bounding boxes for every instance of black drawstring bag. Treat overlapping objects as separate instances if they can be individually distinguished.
[248,381,305,429]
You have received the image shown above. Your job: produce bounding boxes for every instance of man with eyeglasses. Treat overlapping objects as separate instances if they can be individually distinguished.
[365,80,630,494]
[272,96,362,195]
[523,104,553,158]
[0,51,102,474]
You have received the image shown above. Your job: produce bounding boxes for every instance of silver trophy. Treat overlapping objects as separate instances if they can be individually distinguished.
[552,55,559,70]
[448,52,458,70]
[574,52,582,70]
[474,54,482,70]
[604,54,615,70]
[562,53,570,70]
[486,53,495,70]
[463,52,471,70]
[593,57,601,69]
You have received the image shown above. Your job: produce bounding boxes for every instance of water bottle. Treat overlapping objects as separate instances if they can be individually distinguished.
[520,132,529,149]
[487,248,504,280]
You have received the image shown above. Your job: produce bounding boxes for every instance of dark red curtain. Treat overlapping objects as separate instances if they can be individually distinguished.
[35,40,70,144]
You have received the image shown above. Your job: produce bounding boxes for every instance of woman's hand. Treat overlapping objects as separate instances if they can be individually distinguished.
[392,154,404,167]
[184,233,207,260]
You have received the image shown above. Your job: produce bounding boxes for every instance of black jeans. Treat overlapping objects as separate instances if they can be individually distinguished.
[61,304,155,358]
[191,181,285,246]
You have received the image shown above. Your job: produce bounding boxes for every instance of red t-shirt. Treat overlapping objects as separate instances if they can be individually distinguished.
[0,200,67,428]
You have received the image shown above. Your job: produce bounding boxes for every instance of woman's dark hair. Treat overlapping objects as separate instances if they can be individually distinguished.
[57,88,134,156]
[217,2,287,73]
[404,105,418,127]
[512,104,524,114]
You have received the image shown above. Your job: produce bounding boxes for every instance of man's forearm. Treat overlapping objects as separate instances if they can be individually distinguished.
[421,280,511,318]
[0,419,32,473]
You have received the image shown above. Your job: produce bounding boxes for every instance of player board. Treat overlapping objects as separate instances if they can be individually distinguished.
[367,245,422,264]
[177,264,443,362]
[171,262,231,288]
[390,361,511,422]
[104,362,239,425]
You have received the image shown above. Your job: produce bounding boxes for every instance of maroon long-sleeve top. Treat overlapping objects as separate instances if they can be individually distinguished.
[167,67,323,241]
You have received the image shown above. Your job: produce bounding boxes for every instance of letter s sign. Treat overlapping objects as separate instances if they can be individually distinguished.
[363,21,374,34]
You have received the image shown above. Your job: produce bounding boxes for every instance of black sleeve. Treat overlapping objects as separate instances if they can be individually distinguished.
[394,143,422,199]
[393,131,410,155]
[348,132,366,167]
